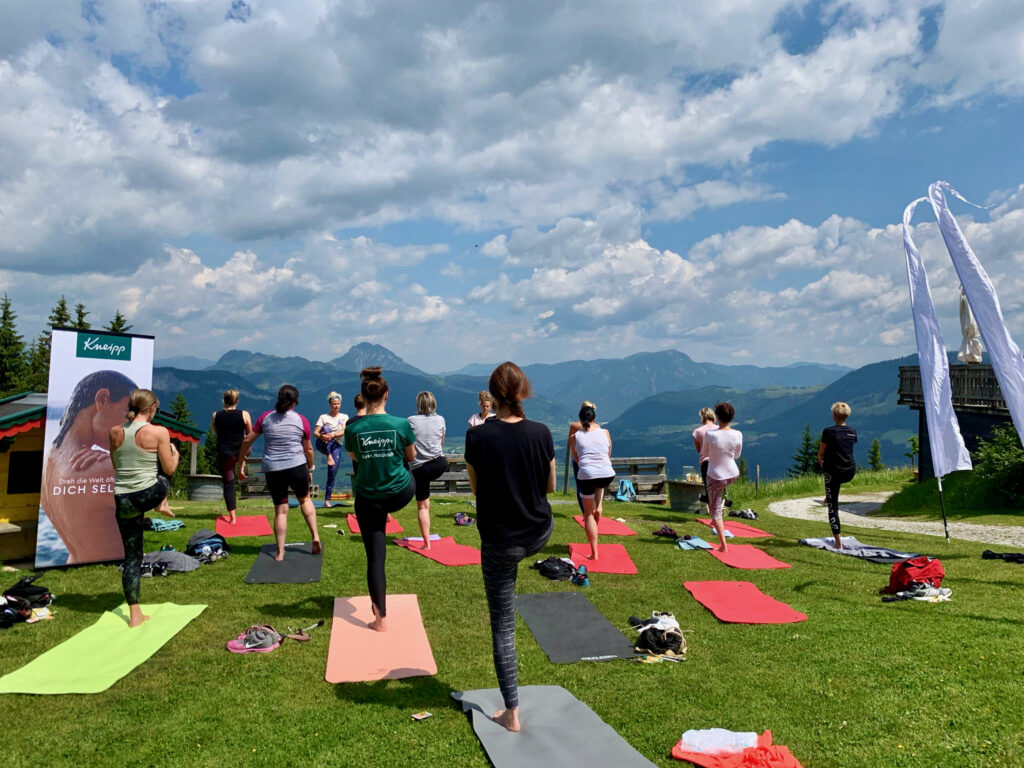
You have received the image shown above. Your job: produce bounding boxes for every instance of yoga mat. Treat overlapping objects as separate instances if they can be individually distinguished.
[676,536,713,551]
[697,519,774,538]
[801,536,919,564]
[707,544,791,570]
[216,515,272,538]
[572,516,637,536]
[568,543,638,574]
[515,592,635,663]
[346,513,403,535]
[685,581,806,624]
[325,595,436,683]
[453,685,657,768]
[244,542,323,584]
[0,603,206,694]
[394,536,481,566]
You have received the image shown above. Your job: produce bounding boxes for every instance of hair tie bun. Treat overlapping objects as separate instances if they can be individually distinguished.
[360,366,383,381]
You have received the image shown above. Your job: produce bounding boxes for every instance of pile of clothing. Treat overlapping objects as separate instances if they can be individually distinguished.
[629,611,685,660]
[144,517,185,532]
[728,508,758,520]
[880,556,950,603]
[672,728,802,767]
[881,582,953,603]
[982,550,1024,564]
[0,574,55,629]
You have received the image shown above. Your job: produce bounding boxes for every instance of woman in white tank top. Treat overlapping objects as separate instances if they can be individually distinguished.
[569,403,615,561]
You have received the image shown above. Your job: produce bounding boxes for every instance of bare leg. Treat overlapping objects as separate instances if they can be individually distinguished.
[492,707,521,732]
[713,518,728,552]
[297,496,322,554]
[594,486,605,518]
[157,498,175,518]
[273,503,289,560]
[417,499,431,549]
[582,495,599,560]
[128,603,150,628]
[369,601,387,632]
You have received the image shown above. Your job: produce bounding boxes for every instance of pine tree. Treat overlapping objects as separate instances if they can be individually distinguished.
[0,294,26,397]
[21,335,51,392]
[72,303,91,330]
[200,425,219,475]
[736,456,749,483]
[48,296,72,329]
[868,439,885,471]
[788,424,820,476]
[106,310,133,333]
[168,392,194,496]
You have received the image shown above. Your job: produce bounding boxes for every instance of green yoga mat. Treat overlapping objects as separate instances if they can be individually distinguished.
[0,603,206,694]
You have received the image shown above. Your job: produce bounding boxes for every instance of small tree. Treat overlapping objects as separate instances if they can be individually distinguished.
[106,310,133,333]
[200,425,219,475]
[0,294,26,397]
[168,392,194,496]
[48,296,72,329]
[972,424,1024,507]
[72,302,91,330]
[867,438,885,471]
[788,424,820,476]
[904,435,920,470]
[737,456,749,483]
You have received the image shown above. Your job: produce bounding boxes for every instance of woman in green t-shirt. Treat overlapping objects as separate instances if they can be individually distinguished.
[344,367,417,632]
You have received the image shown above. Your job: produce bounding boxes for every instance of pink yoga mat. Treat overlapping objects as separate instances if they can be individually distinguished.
[685,581,806,624]
[572,516,637,536]
[707,544,791,570]
[216,515,272,538]
[568,543,638,574]
[394,536,481,566]
[325,595,437,683]
[347,514,404,535]
[696,518,774,538]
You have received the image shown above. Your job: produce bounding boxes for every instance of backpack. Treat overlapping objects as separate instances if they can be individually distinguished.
[881,556,944,594]
[185,529,231,564]
[531,557,575,581]
[615,479,637,502]
[2,574,54,626]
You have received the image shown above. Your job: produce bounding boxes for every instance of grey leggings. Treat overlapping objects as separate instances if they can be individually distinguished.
[481,525,552,709]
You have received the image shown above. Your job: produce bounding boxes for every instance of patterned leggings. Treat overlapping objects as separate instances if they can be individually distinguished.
[114,476,169,605]
[481,525,552,709]
[706,476,735,522]
[823,468,855,535]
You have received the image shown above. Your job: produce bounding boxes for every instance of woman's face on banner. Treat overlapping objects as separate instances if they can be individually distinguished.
[87,388,131,442]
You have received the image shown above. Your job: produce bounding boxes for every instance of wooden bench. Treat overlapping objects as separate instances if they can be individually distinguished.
[238,457,270,498]
[608,456,668,504]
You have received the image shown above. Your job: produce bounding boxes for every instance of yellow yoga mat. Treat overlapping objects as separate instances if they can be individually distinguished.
[0,603,206,694]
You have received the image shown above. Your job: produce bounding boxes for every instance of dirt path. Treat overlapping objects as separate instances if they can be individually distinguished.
[768,493,1024,548]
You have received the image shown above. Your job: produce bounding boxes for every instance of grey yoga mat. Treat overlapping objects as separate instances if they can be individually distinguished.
[452,686,657,768]
[515,592,635,663]
[245,542,323,583]
[800,536,919,564]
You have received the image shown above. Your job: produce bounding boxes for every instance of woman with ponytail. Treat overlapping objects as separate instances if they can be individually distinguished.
[109,389,179,627]
[464,362,556,732]
[568,402,615,561]
[344,368,417,631]
[237,384,321,561]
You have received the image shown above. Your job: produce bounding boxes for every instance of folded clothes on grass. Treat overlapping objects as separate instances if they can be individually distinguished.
[982,550,1024,563]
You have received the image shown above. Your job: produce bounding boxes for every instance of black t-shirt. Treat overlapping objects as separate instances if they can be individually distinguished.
[214,409,246,456]
[464,418,555,548]
[821,425,858,474]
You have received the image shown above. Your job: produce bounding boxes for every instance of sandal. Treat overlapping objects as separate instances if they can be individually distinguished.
[653,525,678,538]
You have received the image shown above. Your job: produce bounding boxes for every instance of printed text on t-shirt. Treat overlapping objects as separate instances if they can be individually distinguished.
[358,430,398,459]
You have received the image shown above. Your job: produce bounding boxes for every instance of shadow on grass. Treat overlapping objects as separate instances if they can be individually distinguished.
[58,591,124,613]
[257,594,336,617]
[334,673,462,712]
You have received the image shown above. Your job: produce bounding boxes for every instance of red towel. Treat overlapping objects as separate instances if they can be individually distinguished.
[685,581,806,624]
[697,519,773,538]
[568,543,638,574]
[216,515,272,538]
[706,544,790,570]
[672,730,803,767]
[347,513,403,535]
[394,536,481,566]
[572,516,638,536]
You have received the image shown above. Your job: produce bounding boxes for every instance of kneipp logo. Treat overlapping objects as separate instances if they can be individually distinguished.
[76,333,132,361]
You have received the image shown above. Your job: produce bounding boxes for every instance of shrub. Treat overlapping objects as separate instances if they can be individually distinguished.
[971,424,1024,507]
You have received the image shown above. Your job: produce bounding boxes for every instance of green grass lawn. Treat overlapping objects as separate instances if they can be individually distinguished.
[876,471,1024,528]
[1,484,1022,767]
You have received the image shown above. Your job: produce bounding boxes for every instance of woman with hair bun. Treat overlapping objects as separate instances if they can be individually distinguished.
[569,402,615,561]
[315,392,348,507]
[465,362,556,732]
[109,389,179,627]
[344,368,417,631]
[237,384,320,561]
[700,402,742,552]
[567,400,596,514]
[210,389,251,523]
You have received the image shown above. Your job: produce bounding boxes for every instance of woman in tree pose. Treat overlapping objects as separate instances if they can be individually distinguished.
[468,390,494,427]
[701,402,742,552]
[567,400,596,514]
[465,362,556,732]
[314,392,348,507]
[210,389,251,523]
[407,391,448,548]
[569,402,615,561]
[818,402,857,549]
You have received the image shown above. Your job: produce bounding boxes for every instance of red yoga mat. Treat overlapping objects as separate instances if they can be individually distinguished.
[215,515,272,538]
[707,544,791,570]
[568,543,638,574]
[394,536,481,566]
[325,595,437,683]
[685,581,806,624]
[696,518,774,538]
[346,513,403,535]
[572,516,638,536]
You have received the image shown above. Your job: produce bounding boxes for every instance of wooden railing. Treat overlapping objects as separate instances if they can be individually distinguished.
[898,364,1008,413]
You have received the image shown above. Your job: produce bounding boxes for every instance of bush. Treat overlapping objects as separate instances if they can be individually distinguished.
[971,424,1024,507]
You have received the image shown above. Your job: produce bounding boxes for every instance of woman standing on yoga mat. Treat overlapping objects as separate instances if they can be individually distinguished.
[569,402,615,561]
[210,389,251,524]
[314,392,348,508]
[692,406,717,510]
[344,368,417,631]
[408,391,448,549]
[567,400,596,514]
[700,402,742,553]
[237,385,321,562]
[109,389,179,627]
[465,362,556,733]
[818,402,857,549]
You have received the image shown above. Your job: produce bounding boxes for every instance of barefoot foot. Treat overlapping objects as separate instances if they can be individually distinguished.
[311,540,322,555]
[128,607,150,628]
[368,603,388,632]
[492,709,521,732]
[274,551,286,562]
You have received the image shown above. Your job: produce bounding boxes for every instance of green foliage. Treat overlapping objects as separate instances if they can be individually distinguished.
[20,334,50,392]
[788,423,820,476]
[72,302,91,330]
[0,294,26,397]
[971,423,1024,507]
[736,455,748,483]
[904,435,920,469]
[105,310,133,333]
[48,296,72,329]
[867,438,885,470]
[168,392,194,496]
[200,424,219,475]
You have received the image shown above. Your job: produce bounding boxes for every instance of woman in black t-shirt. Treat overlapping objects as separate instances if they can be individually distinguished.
[210,389,251,524]
[465,362,556,733]
[817,401,857,548]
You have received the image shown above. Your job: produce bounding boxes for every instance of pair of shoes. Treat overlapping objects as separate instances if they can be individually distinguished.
[227,625,282,654]
[571,565,589,587]
[653,525,678,538]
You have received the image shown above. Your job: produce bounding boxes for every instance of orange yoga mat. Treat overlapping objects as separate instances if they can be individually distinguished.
[568,543,638,574]
[325,595,437,683]
[572,516,637,536]
[346,513,403,535]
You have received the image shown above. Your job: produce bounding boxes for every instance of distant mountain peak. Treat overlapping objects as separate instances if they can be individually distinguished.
[329,342,427,376]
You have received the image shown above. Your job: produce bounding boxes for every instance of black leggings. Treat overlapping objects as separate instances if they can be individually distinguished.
[218,454,238,511]
[354,477,416,618]
[411,456,448,501]
[481,524,553,709]
[114,476,169,605]
[823,468,855,535]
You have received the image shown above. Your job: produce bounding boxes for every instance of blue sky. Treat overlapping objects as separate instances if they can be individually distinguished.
[2,1,1023,373]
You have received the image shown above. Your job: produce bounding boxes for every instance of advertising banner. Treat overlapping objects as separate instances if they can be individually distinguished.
[35,328,155,568]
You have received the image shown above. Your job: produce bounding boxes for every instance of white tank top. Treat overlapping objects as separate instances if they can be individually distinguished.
[575,427,613,480]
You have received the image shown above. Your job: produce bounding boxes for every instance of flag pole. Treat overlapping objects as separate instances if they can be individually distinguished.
[936,475,951,543]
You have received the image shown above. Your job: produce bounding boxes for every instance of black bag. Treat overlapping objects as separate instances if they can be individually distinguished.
[185,529,231,563]
[3,573,54,611]
[531,556,575,581]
